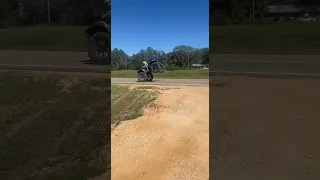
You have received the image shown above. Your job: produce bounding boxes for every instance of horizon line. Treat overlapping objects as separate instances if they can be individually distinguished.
[111,46,209,56]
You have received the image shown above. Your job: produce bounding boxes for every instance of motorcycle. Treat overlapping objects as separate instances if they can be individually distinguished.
[85,1,111,64]
[148,58,165,73]
[137,58,165,82]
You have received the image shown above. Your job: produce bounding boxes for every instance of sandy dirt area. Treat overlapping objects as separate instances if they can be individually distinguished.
[211,76,320,180]
[111,86,209,180]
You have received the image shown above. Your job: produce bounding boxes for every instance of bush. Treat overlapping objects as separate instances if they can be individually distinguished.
[210,11,232,26]
[1,17,19,28]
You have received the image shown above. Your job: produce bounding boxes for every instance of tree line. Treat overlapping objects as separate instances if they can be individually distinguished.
[0,0,110,28]
[210,0,318,26]
[111,46,209,71]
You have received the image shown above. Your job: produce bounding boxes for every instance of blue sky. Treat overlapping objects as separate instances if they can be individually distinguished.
[112,0,208,55]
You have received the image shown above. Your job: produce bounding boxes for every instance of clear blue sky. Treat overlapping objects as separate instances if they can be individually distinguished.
[112,0,208,55]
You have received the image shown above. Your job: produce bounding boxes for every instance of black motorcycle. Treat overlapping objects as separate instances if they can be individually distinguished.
[85,2,111,64]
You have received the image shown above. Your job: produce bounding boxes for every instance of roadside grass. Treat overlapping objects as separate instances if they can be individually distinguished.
[210,23,320,54]
[0,26,86,51]
[2,24,320,54]
[0,71,110,180]
[111,85,158,125]
[111,69,209,79]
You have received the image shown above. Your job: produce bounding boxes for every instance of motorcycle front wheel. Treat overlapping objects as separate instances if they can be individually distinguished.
[150,63,165,73]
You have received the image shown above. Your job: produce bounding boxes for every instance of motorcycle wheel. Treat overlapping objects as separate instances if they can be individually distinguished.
[138,72,147,82]
[150,63,160,73]
[87,32,110,64]
[158,63,165,73]
[146,72,153,81]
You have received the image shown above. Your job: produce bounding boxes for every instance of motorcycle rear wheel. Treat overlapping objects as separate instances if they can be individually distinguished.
[138,72,147,82]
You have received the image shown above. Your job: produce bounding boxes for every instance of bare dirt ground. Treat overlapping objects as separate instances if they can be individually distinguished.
[211,76,320,180]
[111,86,209,180]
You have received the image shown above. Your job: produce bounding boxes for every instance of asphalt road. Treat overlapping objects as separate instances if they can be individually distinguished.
[0,50,109,73]
[211,54,320,78]
[2,50,320,78]
[111,78,209,86]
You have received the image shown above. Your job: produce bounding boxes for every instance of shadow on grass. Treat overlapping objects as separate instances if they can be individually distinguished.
[0,71,110,180]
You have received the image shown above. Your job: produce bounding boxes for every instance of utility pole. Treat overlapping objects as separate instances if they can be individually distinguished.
[124,55,127,70]
[18,2,23,16]
[47,0,51,25]
[252,0,255,24]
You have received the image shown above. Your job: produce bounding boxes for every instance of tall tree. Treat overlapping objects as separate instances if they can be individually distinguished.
[172,45,196,69]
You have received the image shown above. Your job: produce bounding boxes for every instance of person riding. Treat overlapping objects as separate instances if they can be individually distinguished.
[149,57,157,65]
[151,57,157,62]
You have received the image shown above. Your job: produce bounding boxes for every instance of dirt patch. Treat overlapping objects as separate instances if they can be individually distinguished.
[211,76,320,180]
[56,77,80,92]
[111,86,209,180]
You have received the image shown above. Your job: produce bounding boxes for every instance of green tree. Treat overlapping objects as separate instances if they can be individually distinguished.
[111,48,129,70]
[172,45,197,69]
[112,45,209,70]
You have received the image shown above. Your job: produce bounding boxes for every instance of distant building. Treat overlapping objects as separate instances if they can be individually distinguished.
[264,4,320,22]
[191,64,209,69]
[265,5,301,14]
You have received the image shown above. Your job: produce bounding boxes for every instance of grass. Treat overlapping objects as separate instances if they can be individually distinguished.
[111,69,209,79]
[2,24,320,54]
[111,85,158,125]
[0,71,110,180]
[0,71,157,180]
[0,26,87,51]
[210,23,320,54]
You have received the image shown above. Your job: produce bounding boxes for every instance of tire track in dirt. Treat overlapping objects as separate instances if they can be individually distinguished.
[111,86,209,180]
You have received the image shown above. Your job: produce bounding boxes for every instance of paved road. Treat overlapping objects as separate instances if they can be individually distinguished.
[0,50,109,73]
[210,54,320,78]
[2,51,320,78]
[112,78,209,86]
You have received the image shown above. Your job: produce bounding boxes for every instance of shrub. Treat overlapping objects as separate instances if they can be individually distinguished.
[210,11,232,26]
[1,17,19,28]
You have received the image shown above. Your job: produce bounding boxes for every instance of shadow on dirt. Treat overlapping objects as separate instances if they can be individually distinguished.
[135,79,165,83]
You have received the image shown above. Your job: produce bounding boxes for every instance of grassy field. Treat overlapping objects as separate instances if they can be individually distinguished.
[0,71,157,180]
[0,26,87,51]
[2,24,319,54]
[111,69,209,79]
[210,23,320,54]
[0,71,110,180]
[111,85,158,126]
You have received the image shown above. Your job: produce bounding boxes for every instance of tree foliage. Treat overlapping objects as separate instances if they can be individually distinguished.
[111,46,209,71]
[0,0,109,27]
[210,0,310,25]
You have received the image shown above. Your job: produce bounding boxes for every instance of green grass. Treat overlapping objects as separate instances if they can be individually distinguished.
[111,85,158,125]
[0,26,87,51]
[2,24,320,54]
[0,71,156,180]
[210,23,320,54]
[0,71,110,180]
[111,69,209,79]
